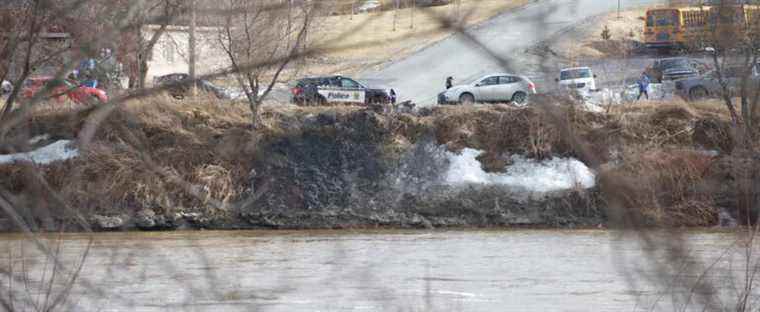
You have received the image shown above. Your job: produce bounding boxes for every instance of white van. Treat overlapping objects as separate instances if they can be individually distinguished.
[557,67,597,95]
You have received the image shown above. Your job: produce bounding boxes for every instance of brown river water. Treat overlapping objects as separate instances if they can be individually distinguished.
[0,229,754,311]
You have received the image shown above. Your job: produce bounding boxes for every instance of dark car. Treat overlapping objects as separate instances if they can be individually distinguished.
[416,0,451,6]
[644,58,709,83]
[291,75,392,105]
[153,73,237,100]
[675,65,760,101]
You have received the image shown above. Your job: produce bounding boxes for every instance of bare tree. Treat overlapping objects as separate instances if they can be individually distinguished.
[0,1,74,120]
[216,0,313,126]
[699,1,760,141]
[131,0,185,89]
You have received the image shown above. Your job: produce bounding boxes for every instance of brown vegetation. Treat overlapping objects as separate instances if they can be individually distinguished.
[0,97,746,229]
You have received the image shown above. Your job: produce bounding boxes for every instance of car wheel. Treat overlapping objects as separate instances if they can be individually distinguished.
[689,86,708,101]
[170,91,185,100]
[459,93,475,105]
[311,95,327,106]
[511,92,528,106]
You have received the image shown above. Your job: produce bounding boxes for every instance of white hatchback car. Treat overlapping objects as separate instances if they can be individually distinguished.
[438,73,537,106]
[557,67,597,95]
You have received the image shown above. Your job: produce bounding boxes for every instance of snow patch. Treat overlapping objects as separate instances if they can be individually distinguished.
[583,82,677,109]
[0,140,79,165]
[445,148,595,192]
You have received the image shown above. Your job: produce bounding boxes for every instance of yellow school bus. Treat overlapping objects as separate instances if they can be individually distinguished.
[644,5,760,50]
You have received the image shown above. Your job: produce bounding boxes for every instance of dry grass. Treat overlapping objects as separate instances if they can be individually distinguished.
[608,99,729,119]
[0,97,259,218]
[552,9,646,61]
[0,97,739,227]
[305,0,530,76]
[601,148,718,226]
[431,104,569,172]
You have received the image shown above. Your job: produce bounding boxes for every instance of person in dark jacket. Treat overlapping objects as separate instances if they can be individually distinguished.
[389,89,397,104]
[446,76,454,89]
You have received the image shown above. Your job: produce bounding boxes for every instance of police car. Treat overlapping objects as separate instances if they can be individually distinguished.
[291,76,393,105]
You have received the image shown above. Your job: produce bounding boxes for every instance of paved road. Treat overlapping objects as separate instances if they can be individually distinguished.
[360,0,667,105]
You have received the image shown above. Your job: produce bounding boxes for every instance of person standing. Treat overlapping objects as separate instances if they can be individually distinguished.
[446,76,454,89]
[76,58,98,88]
[637,73,650,101]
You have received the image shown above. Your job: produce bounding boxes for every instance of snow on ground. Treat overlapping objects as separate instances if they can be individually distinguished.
[583,82,676,110]
[445,148,596,193]
[0,140,79,165]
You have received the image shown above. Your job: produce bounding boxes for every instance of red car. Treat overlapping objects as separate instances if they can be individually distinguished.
[21,76,108,105]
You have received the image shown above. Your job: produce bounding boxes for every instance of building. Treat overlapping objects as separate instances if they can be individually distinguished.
[142,25,231,85]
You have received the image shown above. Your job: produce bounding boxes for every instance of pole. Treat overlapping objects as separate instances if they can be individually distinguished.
[410,0,415,29]
[189,0,197,97]
[393,0,398,31]
[617,0,621,19]
[288,0,292,34]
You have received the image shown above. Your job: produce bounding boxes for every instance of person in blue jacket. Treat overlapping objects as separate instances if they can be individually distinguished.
[76,58,98,88]
[637,73,650,101]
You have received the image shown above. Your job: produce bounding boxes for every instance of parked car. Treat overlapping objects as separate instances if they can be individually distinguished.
[291,75,392,105]
[20,76,108,105]
[153,73,240,100]
[437,73,536,106]
[357,0,381,12]
[644,57,709,83]
[416,0,451,6]
[1,80,11,95]
[675,65,760,101]
[556,67,597,95]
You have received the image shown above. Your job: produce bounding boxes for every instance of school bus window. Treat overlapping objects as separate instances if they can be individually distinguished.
[656,16,673,26]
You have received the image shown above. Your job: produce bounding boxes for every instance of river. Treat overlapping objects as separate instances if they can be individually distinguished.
[0,229,753,311]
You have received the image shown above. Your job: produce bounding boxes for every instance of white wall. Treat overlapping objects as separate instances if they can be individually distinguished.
[143,25,231,84]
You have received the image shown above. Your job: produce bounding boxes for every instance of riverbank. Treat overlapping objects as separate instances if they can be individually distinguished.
[0,97,745,231]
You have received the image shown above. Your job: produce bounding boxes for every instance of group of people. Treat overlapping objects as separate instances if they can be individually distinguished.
[69,48,122,90]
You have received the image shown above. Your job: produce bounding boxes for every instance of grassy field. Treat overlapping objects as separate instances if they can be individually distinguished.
[303,0,531,76]
[551,9,646,61]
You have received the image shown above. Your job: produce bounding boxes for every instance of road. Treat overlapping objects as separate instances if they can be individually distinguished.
[360,0,667,105]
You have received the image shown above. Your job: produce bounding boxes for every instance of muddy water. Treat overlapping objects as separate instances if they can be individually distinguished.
[0,230,750,311]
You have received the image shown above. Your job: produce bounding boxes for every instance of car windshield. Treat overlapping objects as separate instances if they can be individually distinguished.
[22,79,36,87]
[659,59,691,69]
[340,78,362,88]
[560,69,591,80]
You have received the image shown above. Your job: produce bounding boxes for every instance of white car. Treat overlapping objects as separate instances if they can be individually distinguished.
[557,67,597,95]
[357,0,381,13]
[1,80,11,95]
[437,73,537,106]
